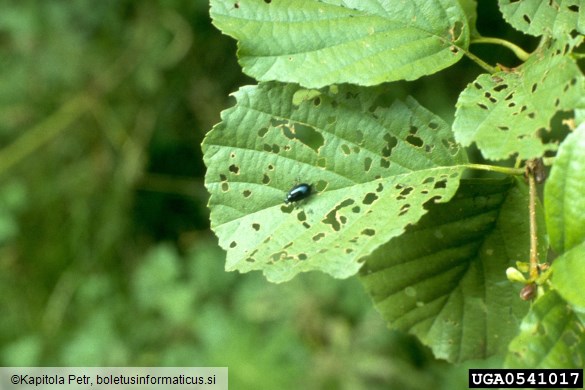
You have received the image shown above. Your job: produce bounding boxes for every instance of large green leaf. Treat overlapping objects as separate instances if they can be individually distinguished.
[505,291,585,368]
[551,241,585,310]
[453,38,584,160]
[359,178,545,363]
[499,0,585,38]
[202,83,467,282]
[210,0,469,88]
[544,123,585,253]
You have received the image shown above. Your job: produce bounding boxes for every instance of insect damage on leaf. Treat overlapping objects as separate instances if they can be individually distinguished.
[202,83,467,282]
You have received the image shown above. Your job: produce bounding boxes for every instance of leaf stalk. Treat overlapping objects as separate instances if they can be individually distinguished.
[463,50,499,74]
[463,163,525,176]
[470,37,531,62]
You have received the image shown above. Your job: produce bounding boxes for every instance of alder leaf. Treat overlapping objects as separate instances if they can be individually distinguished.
[210,0,469,87]
[453,38,584,161]
[202,83,467,282]
[544,123,585,254]
[499,0,585,38]
[360,178,545,362]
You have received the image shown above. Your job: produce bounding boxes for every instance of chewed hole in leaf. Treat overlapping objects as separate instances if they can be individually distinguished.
[243,189,251,198]
[493,84,508,92]
[523,14,531,24]
[362,228,375,236]
[382,134,398,157]
[364,157,372,171]
[397,187,414,200]
[322,211,340,231]
[399,204,410,216]
[321,199,355,231]
[363,193,378,205]
[340,199,355,208]
[262,174,270,184]
[263,143,280,153]
[280,122,324,152]
[230,241,237,248]
[252,223,260,231]
[315,180,328,192]
[312,232,325,242]
[406,134,424,148]
[229,164,239,174]
[434,179,447,189]
[568,4,579,12]
[280,204,294,214]
[271,252,284,262]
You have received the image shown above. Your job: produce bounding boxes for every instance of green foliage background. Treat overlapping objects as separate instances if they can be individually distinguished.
[0,1,572,389]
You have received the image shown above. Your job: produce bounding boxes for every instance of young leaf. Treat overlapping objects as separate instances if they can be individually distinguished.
[453,38,584,161]
[202,82,467,283]
[544,123,585,254]
[551,241,585,310]
[359,178,544,363]
[499,0,585,38]
[505,291,585,368]
[210,0,469,88]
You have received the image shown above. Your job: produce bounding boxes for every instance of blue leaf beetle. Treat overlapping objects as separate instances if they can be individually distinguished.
[285,183,312,204]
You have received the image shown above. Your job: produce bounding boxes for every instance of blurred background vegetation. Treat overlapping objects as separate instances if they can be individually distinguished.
[0,1,539,388]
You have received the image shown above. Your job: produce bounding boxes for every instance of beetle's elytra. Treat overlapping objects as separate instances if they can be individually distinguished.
[285,183,312,204]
